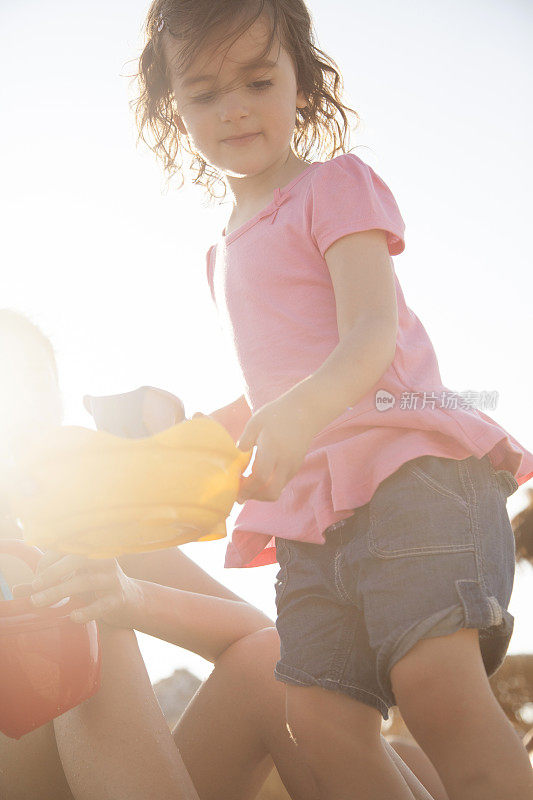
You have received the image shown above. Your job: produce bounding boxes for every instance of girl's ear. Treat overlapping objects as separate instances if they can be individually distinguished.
[173,112,187,136]
[296,87,308,110]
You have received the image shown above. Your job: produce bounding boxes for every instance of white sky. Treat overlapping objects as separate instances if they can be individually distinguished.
[1,0,532,684]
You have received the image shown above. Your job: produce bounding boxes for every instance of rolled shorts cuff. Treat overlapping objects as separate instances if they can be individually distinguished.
[274,661,391,721]
[377,579,515,706]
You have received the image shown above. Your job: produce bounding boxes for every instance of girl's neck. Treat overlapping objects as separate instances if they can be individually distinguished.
[226,148,312,216]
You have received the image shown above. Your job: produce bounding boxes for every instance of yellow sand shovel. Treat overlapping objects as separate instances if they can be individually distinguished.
[9,415,252,559]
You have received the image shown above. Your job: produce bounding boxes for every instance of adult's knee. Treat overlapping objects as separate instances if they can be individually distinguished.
[285,684,382,766]
[218,626,280,673]
[213,627,281,703]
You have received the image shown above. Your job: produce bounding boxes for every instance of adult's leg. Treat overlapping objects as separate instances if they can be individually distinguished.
[0,622,440,800]
[173,627,319,800]
[173,626,436,800]
[0,555,75,800]
[0,621,197,800]
[386,737,449,800]
[0,560,438,800]
[0,723,75,800]
[284,682,436,800]
[53,621,197,800]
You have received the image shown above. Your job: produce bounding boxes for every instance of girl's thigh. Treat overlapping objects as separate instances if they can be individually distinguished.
[351,453,516,709]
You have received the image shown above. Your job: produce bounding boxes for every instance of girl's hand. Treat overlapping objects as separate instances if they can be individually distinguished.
[12,550,144,628]
[236,389,318,503]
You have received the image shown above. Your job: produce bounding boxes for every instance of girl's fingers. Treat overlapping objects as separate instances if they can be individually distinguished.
[237,440,277,501]
[238,464,277,502]
[242,461,297,503]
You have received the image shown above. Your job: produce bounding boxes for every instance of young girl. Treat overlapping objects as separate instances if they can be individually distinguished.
[134,2,533,799]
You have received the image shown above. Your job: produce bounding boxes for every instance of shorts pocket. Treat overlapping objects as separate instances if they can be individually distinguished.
[274,537,292,611]
[368,458,476,559]
[404,458,469,510]
[489,466,519,500]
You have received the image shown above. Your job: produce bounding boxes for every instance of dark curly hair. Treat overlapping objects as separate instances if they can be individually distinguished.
[132,0,361,203]
[512,488,533,565]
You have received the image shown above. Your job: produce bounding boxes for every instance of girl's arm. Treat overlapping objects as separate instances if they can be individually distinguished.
[129,578,274,663]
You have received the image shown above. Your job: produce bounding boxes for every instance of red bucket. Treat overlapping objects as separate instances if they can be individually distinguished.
[0,539,101,739]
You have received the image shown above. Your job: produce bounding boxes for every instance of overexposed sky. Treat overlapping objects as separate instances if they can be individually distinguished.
[1,0,532,683]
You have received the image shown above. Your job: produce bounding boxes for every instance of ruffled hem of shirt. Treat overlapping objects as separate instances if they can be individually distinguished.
[224,427,533,569]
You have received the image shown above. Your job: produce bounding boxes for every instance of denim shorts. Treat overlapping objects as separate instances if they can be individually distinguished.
[274,453,518,720]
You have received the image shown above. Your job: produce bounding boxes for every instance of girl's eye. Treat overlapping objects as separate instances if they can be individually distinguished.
[193,80,273,104]
[249,80,273,91]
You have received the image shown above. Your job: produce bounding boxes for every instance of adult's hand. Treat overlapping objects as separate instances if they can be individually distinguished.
[12,550,145,628]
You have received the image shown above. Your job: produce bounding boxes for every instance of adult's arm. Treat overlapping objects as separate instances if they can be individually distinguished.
[117,547,245,602]
[128,578,274,663]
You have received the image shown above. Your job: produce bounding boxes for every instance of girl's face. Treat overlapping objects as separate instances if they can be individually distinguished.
[165,14,307,179]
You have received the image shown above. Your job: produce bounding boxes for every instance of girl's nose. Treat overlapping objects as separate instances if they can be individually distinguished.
[217,92,250,123]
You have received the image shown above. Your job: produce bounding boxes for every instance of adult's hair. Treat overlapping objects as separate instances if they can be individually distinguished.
[132,0,361,202]
[0,309,59,383]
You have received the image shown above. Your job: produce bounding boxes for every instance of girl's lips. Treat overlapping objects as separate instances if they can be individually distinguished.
[222,133,260,145]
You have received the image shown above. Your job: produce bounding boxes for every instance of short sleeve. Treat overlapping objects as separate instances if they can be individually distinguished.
[205,245,216,304]
[308,153,406,258]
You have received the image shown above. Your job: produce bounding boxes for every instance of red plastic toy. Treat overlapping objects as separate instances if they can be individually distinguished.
[0,539,101,739]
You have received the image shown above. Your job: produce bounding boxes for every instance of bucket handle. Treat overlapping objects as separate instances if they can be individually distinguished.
[0,539,44,573]
[0,539,86,615]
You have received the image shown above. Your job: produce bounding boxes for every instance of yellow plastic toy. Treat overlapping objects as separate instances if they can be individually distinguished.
[9,416,252,559]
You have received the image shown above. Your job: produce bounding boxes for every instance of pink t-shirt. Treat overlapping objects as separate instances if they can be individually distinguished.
[206,153,533,568]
